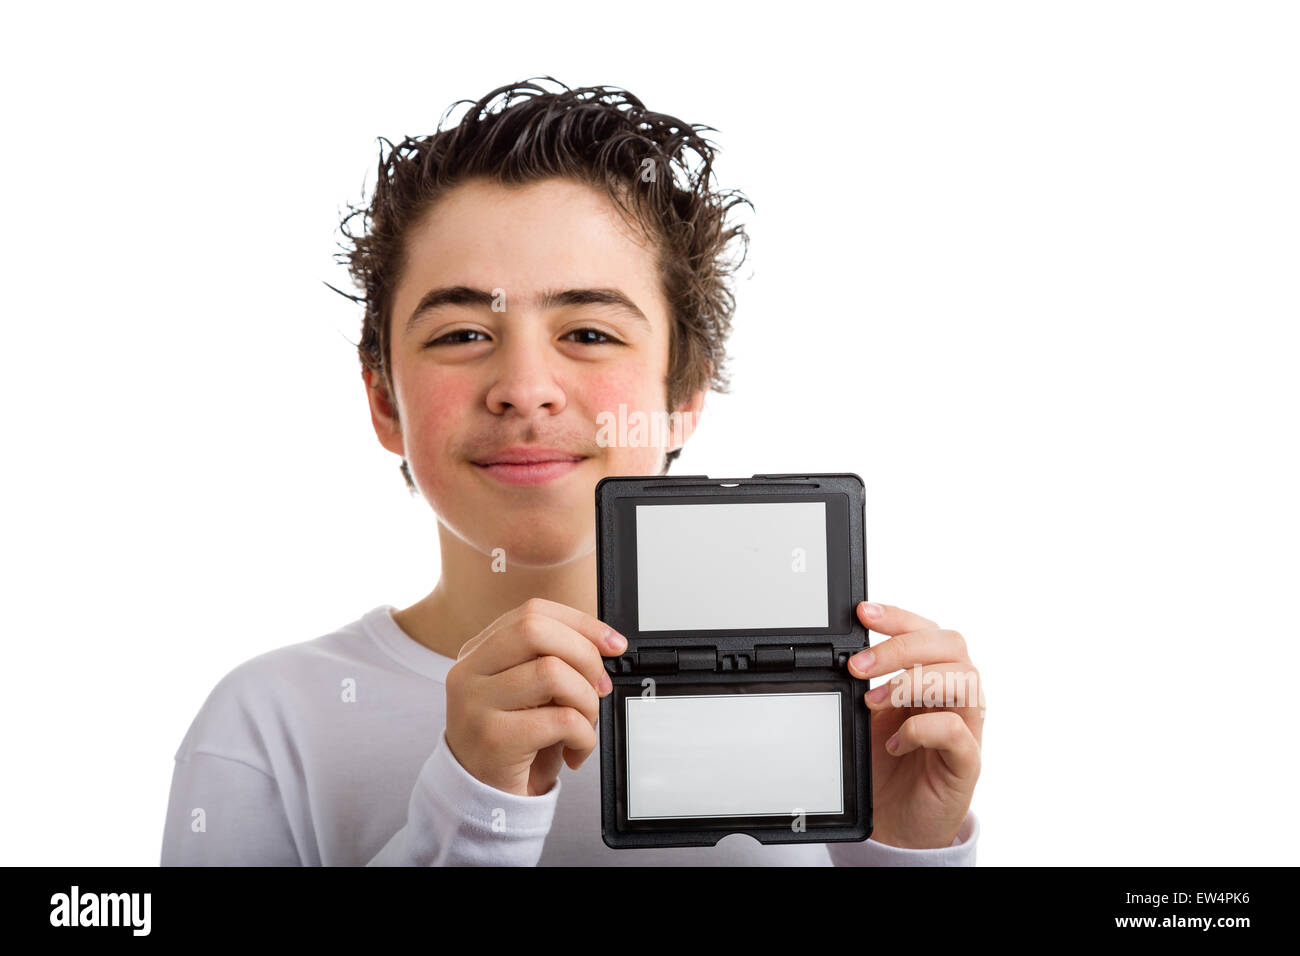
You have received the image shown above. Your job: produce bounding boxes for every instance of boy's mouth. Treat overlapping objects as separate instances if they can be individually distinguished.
[471,447,588,486]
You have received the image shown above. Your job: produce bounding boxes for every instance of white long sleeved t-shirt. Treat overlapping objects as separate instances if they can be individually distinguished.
[161,605,979,866]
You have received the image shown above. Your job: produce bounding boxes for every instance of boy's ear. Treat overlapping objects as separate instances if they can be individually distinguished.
[667,386,708,453]
[362,367,405,458]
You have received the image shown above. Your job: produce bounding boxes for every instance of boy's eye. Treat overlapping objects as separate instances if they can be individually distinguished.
[564,328,623,345]
[425,327,625,347]
[426,329,489,347]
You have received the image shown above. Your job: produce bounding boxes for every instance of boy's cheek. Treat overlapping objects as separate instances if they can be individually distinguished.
[404,376,475,439]
[581,369,669,430]
[582,376,675,475]
[394,377,477,494]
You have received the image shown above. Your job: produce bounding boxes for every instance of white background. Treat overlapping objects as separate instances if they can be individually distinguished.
[2,1,1296,865]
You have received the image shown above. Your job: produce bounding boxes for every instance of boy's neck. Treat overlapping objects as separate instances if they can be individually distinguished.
[393,526,599,661]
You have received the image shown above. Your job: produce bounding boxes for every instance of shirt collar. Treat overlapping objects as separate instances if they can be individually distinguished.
[361,605,456,683]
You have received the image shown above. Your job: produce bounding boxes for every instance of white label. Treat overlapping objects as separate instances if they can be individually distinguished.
[625,692,844,819]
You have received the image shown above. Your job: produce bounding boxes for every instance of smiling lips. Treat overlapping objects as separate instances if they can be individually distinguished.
[472,447,587,486]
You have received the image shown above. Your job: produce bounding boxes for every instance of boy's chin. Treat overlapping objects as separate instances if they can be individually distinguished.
[476,534,595,568]
[462,506,596,565]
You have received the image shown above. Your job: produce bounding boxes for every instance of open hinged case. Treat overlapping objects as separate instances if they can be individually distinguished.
[595,472,872,849]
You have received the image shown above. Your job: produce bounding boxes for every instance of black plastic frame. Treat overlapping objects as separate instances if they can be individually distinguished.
[595,473,871,849]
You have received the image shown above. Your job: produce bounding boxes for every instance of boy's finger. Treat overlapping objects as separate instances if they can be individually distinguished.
[515,597,628,654]
[487,656,605,723]
[847,626,968,679]
[469,614,609,691]
[886,711,981,779]
[459,597,626,661]
[856,601,938,637]
[863,661,985,717]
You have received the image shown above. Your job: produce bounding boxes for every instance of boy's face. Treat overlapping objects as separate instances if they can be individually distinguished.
[365,176,702,568]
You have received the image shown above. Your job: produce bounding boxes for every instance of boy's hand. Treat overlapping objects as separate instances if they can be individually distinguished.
[444,597,626,797]
[847,602,985,849]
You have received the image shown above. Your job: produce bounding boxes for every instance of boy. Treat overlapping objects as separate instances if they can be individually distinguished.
[161,77,983,865]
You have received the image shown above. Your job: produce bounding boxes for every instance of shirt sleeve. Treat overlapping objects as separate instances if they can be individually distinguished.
[825,810,979,867]
[160,750,303,866]
[366,731,561,866]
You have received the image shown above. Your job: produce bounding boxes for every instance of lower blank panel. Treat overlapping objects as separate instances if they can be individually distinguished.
[625,691,844,820]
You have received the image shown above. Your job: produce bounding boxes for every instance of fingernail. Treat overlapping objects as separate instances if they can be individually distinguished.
[605,628,627,653]
[599,671,612,694]
[867,682,891,703]
[861,602,885,620]
[886,733,900,752]
[849,648,875,673]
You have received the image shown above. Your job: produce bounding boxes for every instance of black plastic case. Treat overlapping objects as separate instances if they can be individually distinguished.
[595,473,872,849]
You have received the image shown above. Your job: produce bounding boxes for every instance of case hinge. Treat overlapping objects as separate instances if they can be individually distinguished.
[621,646,719,673]
[754,645,794,669]
[677,647,718,671]
[636,648,678,673]
[606,644,836,674]
[795,645,835,668]
[755,644,836,669]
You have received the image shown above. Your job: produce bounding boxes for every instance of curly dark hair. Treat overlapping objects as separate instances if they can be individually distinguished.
[327,76,752,492]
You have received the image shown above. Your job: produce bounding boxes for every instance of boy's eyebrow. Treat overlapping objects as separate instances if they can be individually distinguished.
[405,286,652,334]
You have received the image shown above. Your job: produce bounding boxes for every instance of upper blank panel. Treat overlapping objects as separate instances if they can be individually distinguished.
[635,501,828,631]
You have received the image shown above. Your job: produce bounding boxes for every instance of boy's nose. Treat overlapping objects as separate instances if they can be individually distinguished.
[484,347,567,417]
